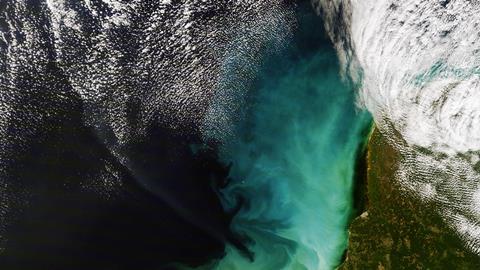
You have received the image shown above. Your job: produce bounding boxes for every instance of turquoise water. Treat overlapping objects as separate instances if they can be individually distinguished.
[202,5,372,270]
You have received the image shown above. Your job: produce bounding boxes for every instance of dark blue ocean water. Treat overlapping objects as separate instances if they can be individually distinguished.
[0,2,370,270]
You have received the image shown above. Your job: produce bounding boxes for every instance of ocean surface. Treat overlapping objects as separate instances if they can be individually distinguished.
[202,4,372,269]
[0,1,374,269]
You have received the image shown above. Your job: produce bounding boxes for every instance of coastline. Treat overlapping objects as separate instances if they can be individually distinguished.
[340,127,480,269]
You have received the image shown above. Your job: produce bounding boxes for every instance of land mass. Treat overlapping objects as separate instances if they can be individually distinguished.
[340,127,480,269]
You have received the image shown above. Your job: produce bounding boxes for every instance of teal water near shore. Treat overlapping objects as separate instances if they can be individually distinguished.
[203,5,372,270]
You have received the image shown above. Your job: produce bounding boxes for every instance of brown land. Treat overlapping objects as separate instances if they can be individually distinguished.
[340,128,480,269]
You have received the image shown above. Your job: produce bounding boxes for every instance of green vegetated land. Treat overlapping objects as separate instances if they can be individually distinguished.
[340,128,480,270]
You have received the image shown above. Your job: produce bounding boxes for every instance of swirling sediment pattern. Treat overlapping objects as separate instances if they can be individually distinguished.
[0,1,372,269]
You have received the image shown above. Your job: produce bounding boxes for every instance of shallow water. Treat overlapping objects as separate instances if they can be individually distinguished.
[204,5,372,270]
[0,1,372,269]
